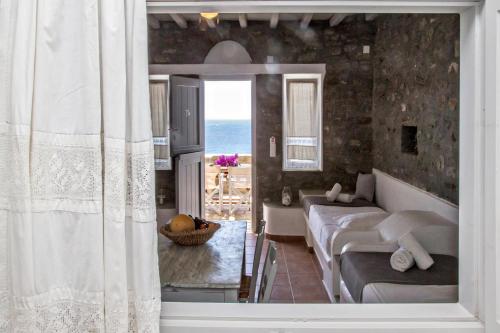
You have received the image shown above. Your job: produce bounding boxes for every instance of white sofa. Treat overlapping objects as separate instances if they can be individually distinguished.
[303,168,459,302]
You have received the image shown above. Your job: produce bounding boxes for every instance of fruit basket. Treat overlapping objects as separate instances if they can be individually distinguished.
[160,218,220,246]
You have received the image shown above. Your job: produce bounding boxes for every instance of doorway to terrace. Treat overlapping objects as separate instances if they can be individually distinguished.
[204,79,253,223]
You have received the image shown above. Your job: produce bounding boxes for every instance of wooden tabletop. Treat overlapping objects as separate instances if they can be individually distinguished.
[158,220,247,289]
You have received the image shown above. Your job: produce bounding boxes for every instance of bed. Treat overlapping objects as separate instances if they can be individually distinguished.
[302,168,459,302]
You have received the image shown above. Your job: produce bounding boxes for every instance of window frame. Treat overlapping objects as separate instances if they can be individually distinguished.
[146,1,497,331]
[282,73,323,172]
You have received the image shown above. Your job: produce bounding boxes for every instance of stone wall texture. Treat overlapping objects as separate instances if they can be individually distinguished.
[150,16,378,218]
[372,14,460,204]
[149,13,460,216]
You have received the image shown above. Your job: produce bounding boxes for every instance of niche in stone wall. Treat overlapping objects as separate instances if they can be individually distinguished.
[401,125,418,155]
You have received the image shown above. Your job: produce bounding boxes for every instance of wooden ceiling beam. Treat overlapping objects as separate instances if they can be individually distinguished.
[238,14,247,28]
[170,13,188,29]
[206,18,217,28]
[270,13,279,29]
[329,13,349,27]
[300,13,314,29]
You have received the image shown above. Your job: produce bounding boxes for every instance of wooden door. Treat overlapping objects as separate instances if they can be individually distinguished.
[175,151,204,218]
[170,76,204,155]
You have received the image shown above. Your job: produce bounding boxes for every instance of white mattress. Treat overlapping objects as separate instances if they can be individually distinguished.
[340,279,458,303]
[308,205,385,258]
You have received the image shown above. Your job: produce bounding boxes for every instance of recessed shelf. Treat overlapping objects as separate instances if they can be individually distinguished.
[401,125,418,155]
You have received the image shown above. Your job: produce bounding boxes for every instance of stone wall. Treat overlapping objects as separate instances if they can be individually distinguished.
[150,16,377,217]
[149,13,460,217]
[372,14,460,204]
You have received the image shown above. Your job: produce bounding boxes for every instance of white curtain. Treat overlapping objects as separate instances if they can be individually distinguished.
[0,0,161,332]
[286,81,318,161]
[149,83,169,160]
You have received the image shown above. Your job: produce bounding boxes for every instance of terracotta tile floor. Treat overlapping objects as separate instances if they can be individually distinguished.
[245,232,331,303]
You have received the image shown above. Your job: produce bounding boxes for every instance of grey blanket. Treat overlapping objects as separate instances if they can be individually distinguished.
[340,252,458,303]
[303,196,376,215]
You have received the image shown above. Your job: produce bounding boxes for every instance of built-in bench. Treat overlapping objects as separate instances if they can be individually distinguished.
[303,168,459,302]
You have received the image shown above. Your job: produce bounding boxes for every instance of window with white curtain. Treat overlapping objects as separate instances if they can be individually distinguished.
[282,74,323,171]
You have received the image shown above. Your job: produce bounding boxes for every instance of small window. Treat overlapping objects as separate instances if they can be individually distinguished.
[282,74,323,171]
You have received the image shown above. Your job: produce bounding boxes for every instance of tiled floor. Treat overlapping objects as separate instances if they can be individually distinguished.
[245,232,331,303]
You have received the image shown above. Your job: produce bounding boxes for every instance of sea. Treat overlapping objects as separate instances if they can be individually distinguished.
[205,119,251,155]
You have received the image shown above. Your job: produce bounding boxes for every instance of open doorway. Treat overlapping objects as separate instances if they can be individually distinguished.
[203,80,253,223]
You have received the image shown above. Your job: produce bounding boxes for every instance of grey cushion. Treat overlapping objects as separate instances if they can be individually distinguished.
[354,173,375,202]
[340,252,458,303]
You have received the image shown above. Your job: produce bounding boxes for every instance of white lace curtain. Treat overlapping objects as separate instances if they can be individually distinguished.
[0,0,160,332]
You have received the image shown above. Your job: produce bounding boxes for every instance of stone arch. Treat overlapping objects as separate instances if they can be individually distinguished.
[204,40,252,64]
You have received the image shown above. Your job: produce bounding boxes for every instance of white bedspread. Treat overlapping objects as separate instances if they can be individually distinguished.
[340,280,458,303]
[308,205,386,258]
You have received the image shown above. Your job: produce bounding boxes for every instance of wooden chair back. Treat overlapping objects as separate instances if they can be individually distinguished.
[257,241,278,303]
[248,220,266,302]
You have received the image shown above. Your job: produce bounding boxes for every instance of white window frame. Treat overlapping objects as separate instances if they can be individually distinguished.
[147,1,500,332]
[282,73,323,171]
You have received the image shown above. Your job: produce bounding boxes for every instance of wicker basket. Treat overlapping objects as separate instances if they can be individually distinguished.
[160,221,221,246]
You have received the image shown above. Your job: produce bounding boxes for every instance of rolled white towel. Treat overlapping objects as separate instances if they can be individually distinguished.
[336,193,354,203]
[326,183,342,202]
[398,232,435,270]
[390,247,415,272]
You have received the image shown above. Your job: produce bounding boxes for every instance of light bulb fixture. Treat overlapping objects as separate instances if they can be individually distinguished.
[200,12,218,20]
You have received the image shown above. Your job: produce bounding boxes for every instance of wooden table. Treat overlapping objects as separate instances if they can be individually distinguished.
[158,220,247,302]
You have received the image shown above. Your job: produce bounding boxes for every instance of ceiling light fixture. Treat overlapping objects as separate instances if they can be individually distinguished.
[200,12,218,20]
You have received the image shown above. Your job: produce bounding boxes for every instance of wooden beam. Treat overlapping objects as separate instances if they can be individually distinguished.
[270,13,279,29]
[365,13,379,21]
[300,13,314,29]
[206,18,217,28]
[238,14,247,28]
[170,13,187,29]
[150,64,327,76]
[148,14,161,29]
[329,13,349,27]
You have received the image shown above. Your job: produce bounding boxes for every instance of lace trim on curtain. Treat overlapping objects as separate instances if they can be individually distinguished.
[1,288,161,333]
[0,125,102,213]
[0,124,156,221]
[104,138,156,223]
[106,297,161,333]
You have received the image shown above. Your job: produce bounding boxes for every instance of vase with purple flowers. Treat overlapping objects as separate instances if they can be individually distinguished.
[214,153,239,167]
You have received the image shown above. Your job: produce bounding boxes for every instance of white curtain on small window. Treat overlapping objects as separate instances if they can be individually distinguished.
[0,0,160,331]
[286,81,318,164]
[150,82,169,159]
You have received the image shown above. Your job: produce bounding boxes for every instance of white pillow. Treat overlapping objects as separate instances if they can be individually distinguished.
[354,173,375,202]
[338,212,390,229]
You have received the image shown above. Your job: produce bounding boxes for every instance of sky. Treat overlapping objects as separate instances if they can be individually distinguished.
[204,80,251,120]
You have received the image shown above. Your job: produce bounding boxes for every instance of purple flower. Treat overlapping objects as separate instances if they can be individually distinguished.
[214,154,239,167]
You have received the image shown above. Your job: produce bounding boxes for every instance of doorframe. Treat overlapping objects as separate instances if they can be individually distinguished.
[201,75,257,230]
[147,1,497,332]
